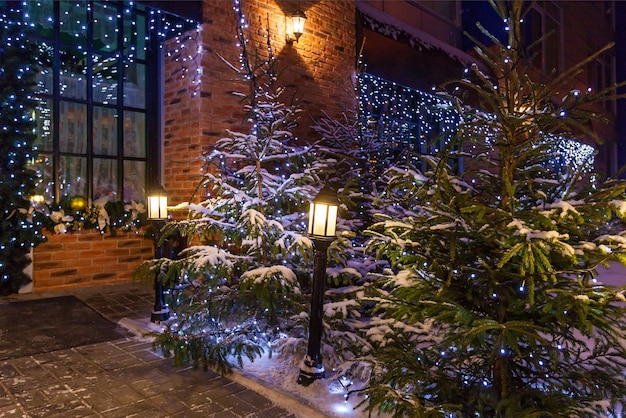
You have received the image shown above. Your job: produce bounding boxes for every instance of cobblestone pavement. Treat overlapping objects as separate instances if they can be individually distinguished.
[0,283,315,418]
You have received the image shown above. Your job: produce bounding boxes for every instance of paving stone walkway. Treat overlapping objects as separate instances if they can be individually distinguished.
[0,283,313,418]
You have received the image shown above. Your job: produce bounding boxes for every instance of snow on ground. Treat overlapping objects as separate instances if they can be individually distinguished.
[240,351,386,418]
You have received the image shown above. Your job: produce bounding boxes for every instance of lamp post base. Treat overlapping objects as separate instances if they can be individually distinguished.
[297,356,325,386]
[150,308,170,323]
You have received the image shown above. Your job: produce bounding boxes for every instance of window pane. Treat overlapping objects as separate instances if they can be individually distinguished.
[93,2,118,52]
[543,1,560,18]
[421,1,456,20]
[124,160,145,202]
[596,62,604,91]
[94,158,117,200]
[123,111,145,157]
[93,54,118,104]
[59,156,87,198]
[26,1,154,205]
[59,1,87,46]
[29,154,55,203]
[23,0,54,40]
[124,10,146,60]
[34,98,54,152]
[93,106,118,156]
[59,49,87,99]
[60,102,87,154]
[545,17,559,71]
[34,41,54,95]
[124,62,146,108]
[604,57,612,90]
[529,10,542,68]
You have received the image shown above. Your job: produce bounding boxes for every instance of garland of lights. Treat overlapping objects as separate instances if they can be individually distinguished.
[232,0,275,83]
[233,0,252,79]
[150,8,202,96]
[358,72,459,152]
[358,72,595,174]
[25,197,148,235]
[552,135,595,175]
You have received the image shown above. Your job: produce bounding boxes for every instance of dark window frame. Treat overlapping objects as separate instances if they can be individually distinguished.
[26,0,170,204]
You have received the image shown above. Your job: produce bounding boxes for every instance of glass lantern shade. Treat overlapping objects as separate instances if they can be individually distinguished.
[147,186,168,220]
[307,186,338,238]
[30,194,45,205]
[288,9,307,42]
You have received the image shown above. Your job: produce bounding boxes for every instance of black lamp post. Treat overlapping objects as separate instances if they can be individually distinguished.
[147,185,170,323]
[298,185,339,386]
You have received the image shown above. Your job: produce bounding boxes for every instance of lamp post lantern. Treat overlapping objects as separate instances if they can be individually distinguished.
[298,186,339,386]
[30,194,45,205]
[147,185,168,221]
[147,185,170,323]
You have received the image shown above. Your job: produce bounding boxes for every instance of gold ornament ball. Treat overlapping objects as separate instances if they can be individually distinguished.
[70,196,88,212]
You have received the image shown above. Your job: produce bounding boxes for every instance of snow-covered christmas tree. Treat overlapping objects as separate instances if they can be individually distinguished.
[0,4,46,294]
[139,3,374,375]
[359,1,626,416]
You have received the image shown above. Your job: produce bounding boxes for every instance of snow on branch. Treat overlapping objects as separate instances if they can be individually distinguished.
[241,265,299,288]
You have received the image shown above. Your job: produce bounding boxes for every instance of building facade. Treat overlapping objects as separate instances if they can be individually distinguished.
[18,0,623,291]
[359,0,623,177]
[24,0,357,291]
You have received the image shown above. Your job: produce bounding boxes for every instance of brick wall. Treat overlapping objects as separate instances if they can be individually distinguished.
[163,0,357,207]
[239,0,358,129]
[32,230,154,292]
[162,27,206,207]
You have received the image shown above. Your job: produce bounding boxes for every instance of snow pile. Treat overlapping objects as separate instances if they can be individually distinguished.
[240,349,386,418]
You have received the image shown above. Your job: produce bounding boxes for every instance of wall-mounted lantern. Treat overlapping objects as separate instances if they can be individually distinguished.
[286,9,307,44]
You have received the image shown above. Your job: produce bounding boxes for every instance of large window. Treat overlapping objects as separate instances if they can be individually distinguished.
[25,0,151,204]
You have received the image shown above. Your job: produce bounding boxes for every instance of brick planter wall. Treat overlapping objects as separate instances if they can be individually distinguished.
[32,229,154,292]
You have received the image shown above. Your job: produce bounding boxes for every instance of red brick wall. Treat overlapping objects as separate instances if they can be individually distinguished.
[162,27,206,207]
[32,230,153,292]
[239,0,358,128]
[163,0,357,207]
